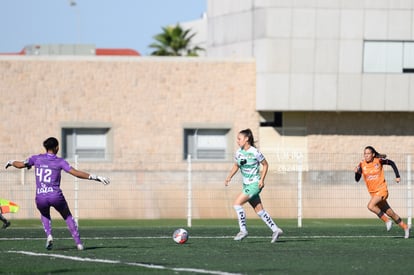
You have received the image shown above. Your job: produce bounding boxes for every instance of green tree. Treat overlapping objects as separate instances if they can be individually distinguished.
[149,24,204,56]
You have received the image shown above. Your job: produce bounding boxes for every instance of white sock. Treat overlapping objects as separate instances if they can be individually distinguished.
[257,209,278,232]
[233,205,247,232]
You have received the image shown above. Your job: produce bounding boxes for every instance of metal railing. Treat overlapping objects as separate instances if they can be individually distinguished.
[1,153,412,228]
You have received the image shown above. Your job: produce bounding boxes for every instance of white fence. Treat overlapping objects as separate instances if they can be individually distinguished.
[1,153,413,227]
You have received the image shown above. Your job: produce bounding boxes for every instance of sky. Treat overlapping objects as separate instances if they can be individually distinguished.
[0,0,206,56]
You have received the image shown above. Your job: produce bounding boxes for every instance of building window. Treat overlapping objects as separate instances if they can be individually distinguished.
[184,128,230,160]
[363,40,414,73]
[260,112,283,127]
[62,128,111,161]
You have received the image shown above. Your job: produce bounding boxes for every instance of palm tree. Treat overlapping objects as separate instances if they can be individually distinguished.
[149,24,204,56]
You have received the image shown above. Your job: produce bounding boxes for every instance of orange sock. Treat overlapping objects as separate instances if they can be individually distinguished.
[398,221,408,230]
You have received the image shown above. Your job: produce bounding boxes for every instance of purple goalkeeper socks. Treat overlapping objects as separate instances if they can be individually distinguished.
[65,215,82,245]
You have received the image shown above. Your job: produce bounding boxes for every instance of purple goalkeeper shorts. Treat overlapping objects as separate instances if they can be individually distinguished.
[35,193,72,219]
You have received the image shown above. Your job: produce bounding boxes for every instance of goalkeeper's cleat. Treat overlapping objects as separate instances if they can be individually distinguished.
[386,220,393,231]
[234,231,248,241]
[2,221,11,229]
[404,228,410,239]
[77,244,84,251]
[271,228,284,243]
[46,235,53,250]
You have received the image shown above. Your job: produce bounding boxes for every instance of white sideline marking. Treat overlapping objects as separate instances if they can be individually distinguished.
[8,251,242,275]
[0,234,406,241]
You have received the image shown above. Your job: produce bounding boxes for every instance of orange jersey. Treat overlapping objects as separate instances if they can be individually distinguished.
[359,158,387,194]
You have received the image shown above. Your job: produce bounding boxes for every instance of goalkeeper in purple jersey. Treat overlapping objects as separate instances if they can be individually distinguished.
[5,137,110,251]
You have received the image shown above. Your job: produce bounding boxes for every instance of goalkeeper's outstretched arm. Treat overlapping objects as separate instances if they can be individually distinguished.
[5,160,31,169]
[68,168,110,185]
[5,160,109,185]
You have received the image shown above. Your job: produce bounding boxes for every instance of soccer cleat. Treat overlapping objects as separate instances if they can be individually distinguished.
[234,231,248,241]
[271,228,284,243]
[386,220,392,231]
[404,228,410,239]
[2,221,11,229]
[46,235,53,250]
[77,244,84,251]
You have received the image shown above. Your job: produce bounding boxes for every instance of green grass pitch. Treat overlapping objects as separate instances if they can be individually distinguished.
[0,219,413,274]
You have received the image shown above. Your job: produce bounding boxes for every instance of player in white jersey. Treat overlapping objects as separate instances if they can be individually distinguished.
[225,129,283,243]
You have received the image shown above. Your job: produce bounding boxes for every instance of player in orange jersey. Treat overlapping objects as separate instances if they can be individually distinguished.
[354,146,409,238]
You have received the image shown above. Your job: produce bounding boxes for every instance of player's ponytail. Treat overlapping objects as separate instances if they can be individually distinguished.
[365,146,387,159]
[239,128,256,147]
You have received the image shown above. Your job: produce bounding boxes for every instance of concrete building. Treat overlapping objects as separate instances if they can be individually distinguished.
[0,56,259,219]
[1,0,414,220]
[205,0,414,157]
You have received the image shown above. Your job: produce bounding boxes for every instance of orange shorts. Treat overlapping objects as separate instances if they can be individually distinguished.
[370,188,389,200]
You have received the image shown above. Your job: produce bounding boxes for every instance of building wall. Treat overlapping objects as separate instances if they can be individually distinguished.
[0,56,262,219]
[0,56,257,168]
[205,1,414,207]
[207,0,414,111]
[259,111,414,169]
[1,56,412,220]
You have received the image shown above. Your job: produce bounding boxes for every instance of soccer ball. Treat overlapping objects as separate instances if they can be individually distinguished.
[173,228,189,244]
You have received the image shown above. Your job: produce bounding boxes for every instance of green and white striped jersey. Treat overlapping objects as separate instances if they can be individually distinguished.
[234,146,265,185]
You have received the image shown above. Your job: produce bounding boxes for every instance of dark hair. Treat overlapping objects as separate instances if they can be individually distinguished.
[239,128,255,147]
[43,137,59,151]
[365,146,387,159]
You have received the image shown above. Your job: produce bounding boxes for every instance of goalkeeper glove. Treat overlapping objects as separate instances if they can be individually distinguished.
[89,174,110,185]
[5,160,14,169]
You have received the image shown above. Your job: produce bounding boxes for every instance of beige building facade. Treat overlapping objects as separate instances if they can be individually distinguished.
[0,56,257,161]
[0,56,412,221]
[0,56,260,219]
